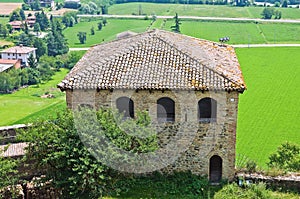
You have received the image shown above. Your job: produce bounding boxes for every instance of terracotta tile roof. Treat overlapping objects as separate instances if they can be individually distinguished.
[0,142,27,157]
[0,59,19,64]
[58,30,246,92]
[1,45,36,54]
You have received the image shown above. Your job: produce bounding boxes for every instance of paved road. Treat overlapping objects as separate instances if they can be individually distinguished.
[75,14,300,24]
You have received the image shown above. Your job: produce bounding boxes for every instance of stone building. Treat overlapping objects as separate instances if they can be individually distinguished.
[58,29,246,182]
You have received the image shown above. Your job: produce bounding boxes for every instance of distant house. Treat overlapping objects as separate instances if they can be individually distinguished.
[0,59,21,73]
[1,45,36,67]
[26,0,55,8]
[8,21,24,32]
[26,16,36,28]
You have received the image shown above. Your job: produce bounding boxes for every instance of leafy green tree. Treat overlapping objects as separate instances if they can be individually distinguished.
[0,23,8,38]
[37,62,54,81]
[103,18,107,26]
[77,31,87,44]
[24,22,29,34]
[34,23,41,35]
[9,9,21,22]
[91,26,95,35]
[274,10,282,19]
[282,0,288,7]
[26,67,40,85]
[101,5,108,14]
[31,0,41,10]
[33,38,48,61]
[18,33,34,46]
[46,20,69,56]
[171,13,181,33]
[19,8,26,20]
[268,142,300,172]
[97,22,103,30]
[261,7,274,19]
[35,11,49,31]
[0,149,19,193]
[28,53,37,68]
[19,108,158,198]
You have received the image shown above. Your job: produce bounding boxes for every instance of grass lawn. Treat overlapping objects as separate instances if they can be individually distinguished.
[235,47,300,168]
[108,3,300,19]
[0,16,9,24]
[65,19,300,47]
[0,69,68,126]
[63,18,151,47]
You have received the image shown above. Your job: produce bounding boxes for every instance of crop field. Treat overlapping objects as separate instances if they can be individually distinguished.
[0,69,68,126]
[0,3,22,15]
[108,3,300,19]
[235,47,300,168]
[63,18,151,47]
[64,18,300,47]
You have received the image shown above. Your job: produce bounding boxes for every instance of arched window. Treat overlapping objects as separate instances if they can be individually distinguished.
[198,97,217,123]
[209,155,222,183]
[157,97,175,122]
[116,97,134,118]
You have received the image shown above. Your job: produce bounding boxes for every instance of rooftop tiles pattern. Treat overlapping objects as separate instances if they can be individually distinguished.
[58,30,246,92]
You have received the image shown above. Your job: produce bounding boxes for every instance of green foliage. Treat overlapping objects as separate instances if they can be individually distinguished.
[214,183,271,199]
[30,0,41,10]
[33,23,41,35]
[282,0,288,7]
[18,108,159,198]
[97,21,103,30]
[110,172,220,198]
[268,142,300,172]
[90,26,95,35]
[33,37,48,60]
[46,20,69,56]
[0,23,8,38]
[19,9,25,20]
[9,9,21,22]
[261,7,275,19]
[103,18,107,26]
[62,11,78,28]
[35,10,49,31]
[27,53,37,68]
[77,31,87,44]
[0,150,19,195]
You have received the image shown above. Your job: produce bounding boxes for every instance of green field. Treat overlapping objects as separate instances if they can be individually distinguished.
[64,19,300,47]
[109,3,300,19]
[0,69,68,126]
[236,47,300,168]
[0,17,9,24]
[63,18,151,47]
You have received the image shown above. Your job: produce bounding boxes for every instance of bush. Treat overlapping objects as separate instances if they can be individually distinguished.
[268,142,300,172]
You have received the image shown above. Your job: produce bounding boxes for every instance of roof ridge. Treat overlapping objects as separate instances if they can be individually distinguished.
[152,31,244,87]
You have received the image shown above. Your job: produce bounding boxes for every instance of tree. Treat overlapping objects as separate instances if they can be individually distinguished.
[91,26,95,35]
[282,0,288,7]
[268,142,300,172]
[35,11,49,31]
[77,31,87,44]
[0,23,8,38]
[97,22,103,30]
[31,0,41,10]
[33,38,47,61]
[171,13,181,33]
[101,5,108,14]
[274,10,282,19]
[46,20,69,56]
[0,149,19,192]
[19,108,157,197]
[24,22,29,34]
[34,23,41,35]
[28,53,37,68]
[261,7,274,19]
[103,18,107,26]
[19,9,26,20]
[9,9,21,22]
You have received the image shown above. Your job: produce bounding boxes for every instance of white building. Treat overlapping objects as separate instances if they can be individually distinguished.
[0,45,36,67]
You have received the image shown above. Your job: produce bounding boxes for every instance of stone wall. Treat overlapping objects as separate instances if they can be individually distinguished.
[66,89,240,181]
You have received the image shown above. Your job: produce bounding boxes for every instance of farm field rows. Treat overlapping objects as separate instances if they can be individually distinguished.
[108,3,300,19]
[235,47,300,168]
[0,69,68,126]
[64,18,300,47]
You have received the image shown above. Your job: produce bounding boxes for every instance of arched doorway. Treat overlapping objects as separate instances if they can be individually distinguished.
[209,155,222,183]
